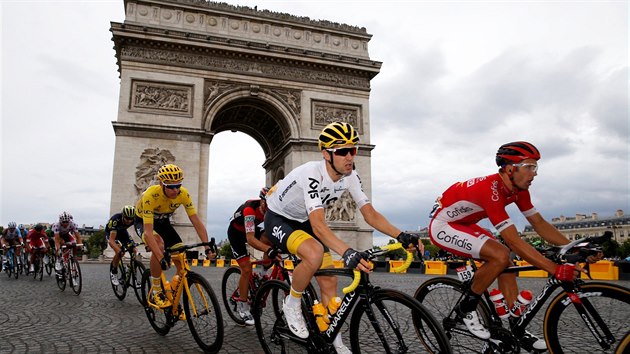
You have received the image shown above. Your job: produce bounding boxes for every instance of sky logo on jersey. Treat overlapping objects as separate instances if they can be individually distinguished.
[436,230,473,251]
[272,226,286,243]
[308,178,320,199]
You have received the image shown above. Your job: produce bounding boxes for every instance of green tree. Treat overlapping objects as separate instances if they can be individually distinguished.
[602,239,620,258]
[220,242,232,260]
[619,240,630,259]
[86,230,107,259]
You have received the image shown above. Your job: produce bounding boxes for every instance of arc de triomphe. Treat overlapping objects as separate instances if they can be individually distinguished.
[109,0,382,253]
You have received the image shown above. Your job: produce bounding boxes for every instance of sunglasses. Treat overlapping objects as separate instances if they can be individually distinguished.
[164,183,182,190]
[327,147,358,157]
[512,163,538,173]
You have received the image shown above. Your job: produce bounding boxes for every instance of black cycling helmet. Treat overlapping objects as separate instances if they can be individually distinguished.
[34,224,44,232]
[259,187,270,200]
[496,141,541,167]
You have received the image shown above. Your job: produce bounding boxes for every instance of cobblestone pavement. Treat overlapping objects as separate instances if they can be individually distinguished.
[0,262,628,353]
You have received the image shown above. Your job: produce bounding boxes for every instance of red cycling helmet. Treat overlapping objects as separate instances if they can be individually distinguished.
[496,141,541,167]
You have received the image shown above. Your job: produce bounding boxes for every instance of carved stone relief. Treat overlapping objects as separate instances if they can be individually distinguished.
[312,100,361,133]
[131,80,193,117]
[121,47,370,90]
[134,147,176,196]
[326,190,357,222]
[204,79,301,117]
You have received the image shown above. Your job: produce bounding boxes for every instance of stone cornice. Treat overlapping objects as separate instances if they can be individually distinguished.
[121,0,375,59]
[111,28,379,90]
[112,121,214,143]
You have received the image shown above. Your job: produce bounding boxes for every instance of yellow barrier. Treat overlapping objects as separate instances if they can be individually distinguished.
[284,259,294,270]
[424,261,447,275]
[516,261,548,278]
[333,260,344,268]
[581,261,619,280]
[216,259,225,268]
[388,260,407,273]
[231,259,238,266]
[191,259,198,266]
[203,259,210,267]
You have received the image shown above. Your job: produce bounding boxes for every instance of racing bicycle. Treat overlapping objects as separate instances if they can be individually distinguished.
[414,233,630,353]
[110,241,147,304]
[221,253,300,326]
[253,243,452,353]
[3,244,22,279]
[56,243,83,295]
[141,242,223,353]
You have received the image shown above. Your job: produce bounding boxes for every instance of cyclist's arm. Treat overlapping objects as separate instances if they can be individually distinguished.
[526,212,569,246]
[188,214,210,251]
[500,224,558,274]
[359,203,402,238]
[246,232,271,253]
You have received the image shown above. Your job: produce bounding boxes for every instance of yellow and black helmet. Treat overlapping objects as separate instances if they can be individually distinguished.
[318,121,360,150]
[157,164,184,184]
[122,205,136,219]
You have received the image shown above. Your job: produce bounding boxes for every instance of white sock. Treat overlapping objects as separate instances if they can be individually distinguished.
[333,334,344,348]
[286,288,302,308]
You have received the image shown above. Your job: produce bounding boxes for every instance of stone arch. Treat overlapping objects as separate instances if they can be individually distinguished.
[109,0,381,249]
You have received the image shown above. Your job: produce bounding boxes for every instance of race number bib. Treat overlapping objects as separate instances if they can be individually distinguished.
[456,265,474,282]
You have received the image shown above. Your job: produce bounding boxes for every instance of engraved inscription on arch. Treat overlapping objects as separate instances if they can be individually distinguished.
[311,100,361,133]
[130,80,193,117]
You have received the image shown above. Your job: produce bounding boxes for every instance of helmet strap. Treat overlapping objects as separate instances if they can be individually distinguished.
[327,151,345,177]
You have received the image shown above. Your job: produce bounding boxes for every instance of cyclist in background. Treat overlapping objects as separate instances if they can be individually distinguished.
[53,212,82,272]
[25,224,49,273]
[2,222,24,270]
[227,187,278,326]
[106,205,137,286]
[135,164,211,308]
[207,237,218,260]
[264,121,418,354]
[428,141,581,351]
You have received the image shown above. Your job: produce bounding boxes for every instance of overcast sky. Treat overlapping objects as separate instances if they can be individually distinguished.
[1,1,628,245]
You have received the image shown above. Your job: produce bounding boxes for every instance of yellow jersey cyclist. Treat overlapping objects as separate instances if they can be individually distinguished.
[135,164,212,308]
[106,205,137,286]
[264,121,419,354]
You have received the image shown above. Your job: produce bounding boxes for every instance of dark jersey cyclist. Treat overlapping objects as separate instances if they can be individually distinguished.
[106,206,136,286]
[227,188,277,325]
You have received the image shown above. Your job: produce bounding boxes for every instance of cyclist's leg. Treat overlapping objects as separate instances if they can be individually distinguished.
[430,220,500,339]
[265,210,319,339]
[142,225,168,306]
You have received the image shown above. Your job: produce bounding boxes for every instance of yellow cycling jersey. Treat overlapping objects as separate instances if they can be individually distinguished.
[136,184,197,224]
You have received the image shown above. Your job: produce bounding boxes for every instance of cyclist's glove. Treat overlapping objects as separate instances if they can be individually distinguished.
[396,232,419,249]
[266,247,279,260]
[342,248,368,269]
[554,263,576,282]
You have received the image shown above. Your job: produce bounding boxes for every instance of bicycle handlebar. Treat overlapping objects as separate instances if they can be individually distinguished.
[538,232,611,264]
[342,243,413,294]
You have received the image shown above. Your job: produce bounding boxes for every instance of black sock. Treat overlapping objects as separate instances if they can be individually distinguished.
[458,292,482,313]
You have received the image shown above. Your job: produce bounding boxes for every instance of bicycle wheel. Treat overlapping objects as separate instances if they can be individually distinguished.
[221,266,247,325]
[615,330,630,354]
[131,260,146,305]
[57,266,66,291]
[253,280,306,354]
[544,283,630,354]
[69,257,82,295]
[111,261,127,300]
[140,270,171,336]
[45,254,53,276]
[183,272,224,353]
[13,253,19,279]
[414,277,491,354]
[37,257,44,281]
[349,288,451,354]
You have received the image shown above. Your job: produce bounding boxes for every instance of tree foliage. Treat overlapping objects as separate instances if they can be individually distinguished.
[86,230,107,259]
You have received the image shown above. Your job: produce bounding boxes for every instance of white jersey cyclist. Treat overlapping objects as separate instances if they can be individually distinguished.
[266,159,370,222]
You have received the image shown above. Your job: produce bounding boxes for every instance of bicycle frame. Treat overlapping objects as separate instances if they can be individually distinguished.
[463,260,621,351]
